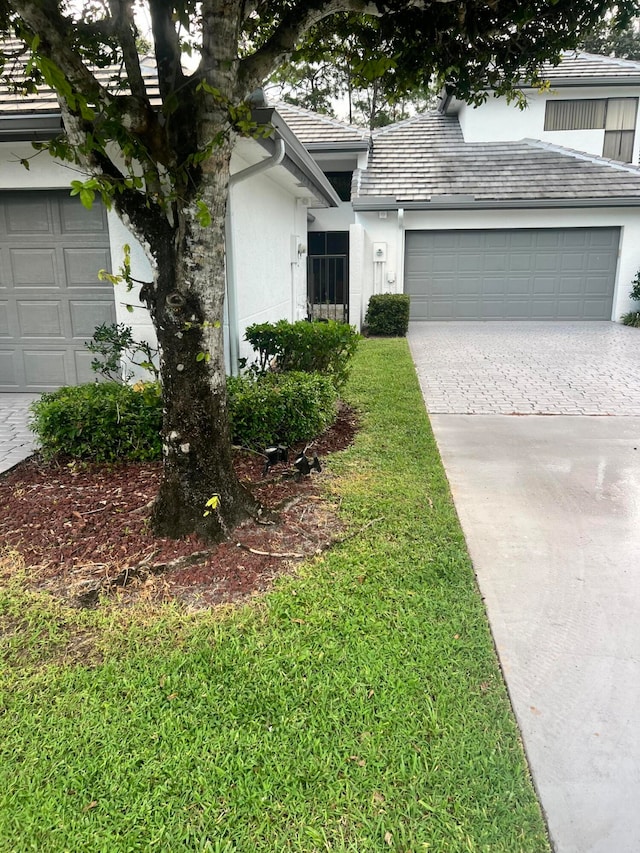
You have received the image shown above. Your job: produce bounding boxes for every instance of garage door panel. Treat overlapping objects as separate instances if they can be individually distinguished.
[17,301,65,337]
[433,255,455,273]
[532,276,556,294]
[456,301,481,318]
[64,248,111,286]
[5,197,53,234]
[23,349,69,387]
[430,301,455,319]
[482,300,506,318]
[0,351,19,386]
[504,278,530,295]
[582,300,612,319]
[74,350,100,383]
[483,233,509,249]
[60,197,107,233]
[459,276,484,295]
[405,228,618,321]
[10,248,59,286]
[485,253,508,273]
[534,254,559,273]
[70,300,116,337]
[585,276,612,294]
[429,277,454,296]
[0,304,9,337]
[484,277,509,296]
[0,191,114,391]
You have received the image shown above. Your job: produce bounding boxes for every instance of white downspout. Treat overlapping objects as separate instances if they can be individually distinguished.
[226,136,286,375]
[397,208,405,297]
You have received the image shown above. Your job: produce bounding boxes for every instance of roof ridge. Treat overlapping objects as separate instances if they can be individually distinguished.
[273,101,368,136]
[571,50,640,71]
[371,110,445,137]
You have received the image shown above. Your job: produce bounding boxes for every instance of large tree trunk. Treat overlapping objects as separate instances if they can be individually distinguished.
[147,138,258,541]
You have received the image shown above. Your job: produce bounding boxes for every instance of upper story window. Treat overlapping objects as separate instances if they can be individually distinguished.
[544,97,638,163]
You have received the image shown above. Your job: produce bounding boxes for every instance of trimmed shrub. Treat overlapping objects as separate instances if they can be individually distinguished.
[621,310,640,327]
[243,319,359,389]
[30,381,162,462]
[365,294,410,336]
[227,371,338,448]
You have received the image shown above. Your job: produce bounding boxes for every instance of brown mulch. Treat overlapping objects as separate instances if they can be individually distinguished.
[0,404,359,610]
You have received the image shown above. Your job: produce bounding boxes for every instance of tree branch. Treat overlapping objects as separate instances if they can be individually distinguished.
[108,0,147,101]
[237,0,378,94]
[148,0,186,99]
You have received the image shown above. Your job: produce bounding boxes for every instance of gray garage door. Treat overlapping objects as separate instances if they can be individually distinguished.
[0,191,115,391]
[405,227,620,320]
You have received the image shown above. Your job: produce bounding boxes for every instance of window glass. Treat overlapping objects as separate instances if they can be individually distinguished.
[326,232,349,255]
[308,232,326,256]
[605,98,638,131]
[603,129,634,163]
[544,99,606,131]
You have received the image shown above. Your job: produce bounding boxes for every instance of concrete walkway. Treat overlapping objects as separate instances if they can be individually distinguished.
[0,394,38,474]
[409,321,640,853]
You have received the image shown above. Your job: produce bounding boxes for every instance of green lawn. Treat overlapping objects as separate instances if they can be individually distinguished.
[0,338,550,852]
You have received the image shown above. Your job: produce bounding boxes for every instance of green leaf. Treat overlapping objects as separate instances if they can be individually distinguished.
[79,188,95,210]
[195,200,211,228]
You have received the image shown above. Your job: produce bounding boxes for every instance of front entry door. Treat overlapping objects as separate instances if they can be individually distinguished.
[307,231,349,323]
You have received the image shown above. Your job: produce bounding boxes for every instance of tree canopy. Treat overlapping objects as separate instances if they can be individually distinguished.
[1,0,636,541]
[581,16,640,60]
[268,14,436,129]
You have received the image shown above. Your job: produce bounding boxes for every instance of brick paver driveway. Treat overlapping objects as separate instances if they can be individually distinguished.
[409,321,640,853]
[0,394,38,474]
[408,320,640,415]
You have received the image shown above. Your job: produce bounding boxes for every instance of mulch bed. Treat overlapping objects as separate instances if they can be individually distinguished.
[0,404,358,610]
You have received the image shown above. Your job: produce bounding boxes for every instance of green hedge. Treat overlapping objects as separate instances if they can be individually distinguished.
[30,372,338,461]
[365,294,410,336]
[30,382,162,462]
[244,319,359,389]
[227,371,338,448]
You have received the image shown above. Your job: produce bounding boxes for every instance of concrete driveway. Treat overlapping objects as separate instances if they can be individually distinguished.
[409,321,640,853]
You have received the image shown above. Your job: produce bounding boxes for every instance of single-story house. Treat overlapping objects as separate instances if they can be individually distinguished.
[0,49,340,391]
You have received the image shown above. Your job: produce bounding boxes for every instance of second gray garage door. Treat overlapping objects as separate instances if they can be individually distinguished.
[0,190,115,391]
[405,227,620,320]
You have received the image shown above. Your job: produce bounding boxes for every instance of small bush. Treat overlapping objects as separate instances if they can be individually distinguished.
[365,294,410,336]
[86,323,160,383]
[30,382,162,462]
[227,371,338,448]
[621,310,640,327]
[630,269,640,303]
[244,319,359,389]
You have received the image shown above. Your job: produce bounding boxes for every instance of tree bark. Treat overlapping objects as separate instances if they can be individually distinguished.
[146,138,258,541]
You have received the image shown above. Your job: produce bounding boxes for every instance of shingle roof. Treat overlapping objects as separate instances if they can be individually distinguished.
[532,51,640,86]
[355,111,640,205]
[0,37,160,114]
[273,102,369,146]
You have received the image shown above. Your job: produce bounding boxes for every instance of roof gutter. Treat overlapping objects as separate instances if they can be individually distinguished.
[0,112,63,141]
[226,135,285,376]
[353,196,640,211]
[304,140,370,153]
[252,106,342,208]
